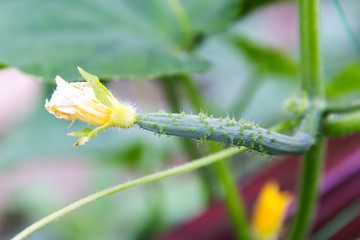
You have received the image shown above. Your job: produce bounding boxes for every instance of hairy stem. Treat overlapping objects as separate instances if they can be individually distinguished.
[11,147,245,240]
[298,103,323,139]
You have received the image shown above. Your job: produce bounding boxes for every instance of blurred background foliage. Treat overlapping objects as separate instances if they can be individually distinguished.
[0,0,359,239]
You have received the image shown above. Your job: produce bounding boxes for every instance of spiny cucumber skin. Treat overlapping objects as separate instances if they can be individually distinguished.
[137,113,313,156]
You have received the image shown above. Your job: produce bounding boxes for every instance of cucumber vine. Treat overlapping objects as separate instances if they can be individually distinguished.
[9,0,360,239]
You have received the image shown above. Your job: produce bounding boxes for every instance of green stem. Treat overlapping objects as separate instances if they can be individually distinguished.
[11,147,245,240]
[332,0,360,58]
[159,76,217,203]
[323,111,360,137]
[288,138,325,240]
[298,103,323,139]
[182,75,251,239]
[181,75,205,112]
[324,101,360,114]
[159,77,182,112]
[299,0,324,99]
[160,73,251,239]
[167,0,193,48]
[213,155,250,240]
[289,0,325,238]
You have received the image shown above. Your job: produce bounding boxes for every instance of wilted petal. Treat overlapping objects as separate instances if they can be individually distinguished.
[45,76,112,126]
[45,68,137,146]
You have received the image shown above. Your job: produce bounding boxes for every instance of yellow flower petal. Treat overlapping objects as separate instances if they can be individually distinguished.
[252,180,292,240]
[45,68,137,146]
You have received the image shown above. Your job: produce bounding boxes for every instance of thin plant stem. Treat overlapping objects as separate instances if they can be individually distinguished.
[212,148,250,240]
[11,147,245,240]
[332,0,360,58]
[310,196,360,240]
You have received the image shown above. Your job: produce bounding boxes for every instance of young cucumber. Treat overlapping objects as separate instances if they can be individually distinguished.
[137,113,313,155]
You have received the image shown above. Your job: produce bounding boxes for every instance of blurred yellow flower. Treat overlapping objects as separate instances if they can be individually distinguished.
[252,180,292,240]
[45,67,137,146]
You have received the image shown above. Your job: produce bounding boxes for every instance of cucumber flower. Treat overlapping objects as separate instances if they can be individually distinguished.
[45,67,137,147]
[251,180,292,240]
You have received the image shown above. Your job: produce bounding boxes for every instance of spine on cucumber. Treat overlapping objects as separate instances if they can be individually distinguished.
[136,113,313,155]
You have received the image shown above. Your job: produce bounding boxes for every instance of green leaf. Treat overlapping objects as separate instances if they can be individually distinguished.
[233,36,298,76]
[326,62,360,99]
[0,0,215,81]
[67,128,94,138]
[77,67,113,107]
[73,123,111,147]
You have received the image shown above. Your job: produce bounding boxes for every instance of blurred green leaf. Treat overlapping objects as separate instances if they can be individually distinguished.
[183,0,242,35]
[0,0,215,81]
[233,36,298,76]
[0,0,248,81]
[326,62,360,99]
